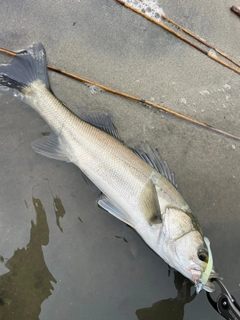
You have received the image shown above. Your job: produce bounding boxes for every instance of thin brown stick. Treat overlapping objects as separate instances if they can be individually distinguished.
[116,0,240,74]
[136,0,240,69]
[231,6,240,18]
[117,1,207,54]
[207,50,240,73]
[0,47,16,57]
[162,14,240,68]
[138,0,240,68]
[1,46,240,141]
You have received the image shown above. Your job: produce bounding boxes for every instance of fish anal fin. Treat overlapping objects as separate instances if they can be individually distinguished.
[31,133,70,162]
[98,195,135,228]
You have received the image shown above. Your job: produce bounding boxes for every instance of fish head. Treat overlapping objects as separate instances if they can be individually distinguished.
[162,207,219,293]
[174,231,219,293]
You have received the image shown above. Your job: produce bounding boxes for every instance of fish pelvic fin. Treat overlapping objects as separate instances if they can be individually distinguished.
[31,133,70,162]
[98,194,135,228]
[0,43,49,99]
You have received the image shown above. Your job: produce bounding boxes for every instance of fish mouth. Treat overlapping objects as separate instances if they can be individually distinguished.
[196,267,220,293]
[204,267,220,291]
[195,236,220,293]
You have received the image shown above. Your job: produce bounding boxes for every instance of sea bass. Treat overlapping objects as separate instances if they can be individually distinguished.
[0,44,219,292]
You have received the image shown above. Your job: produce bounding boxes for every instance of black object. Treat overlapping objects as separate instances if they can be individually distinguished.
[136,271,197,320]
[207,278,240,319]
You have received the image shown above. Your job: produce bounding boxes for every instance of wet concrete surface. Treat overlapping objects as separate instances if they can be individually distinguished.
[0,0,240,319]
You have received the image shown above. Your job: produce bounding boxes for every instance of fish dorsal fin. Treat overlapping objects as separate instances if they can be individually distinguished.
[98,194,135,228]
[80,113,120,140]
[31,133,70,162]
[133,143,178,189]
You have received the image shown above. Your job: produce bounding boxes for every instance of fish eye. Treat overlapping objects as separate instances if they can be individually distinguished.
[198,249,208,262]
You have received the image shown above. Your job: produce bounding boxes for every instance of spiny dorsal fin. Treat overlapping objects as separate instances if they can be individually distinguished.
[133,143,178,189]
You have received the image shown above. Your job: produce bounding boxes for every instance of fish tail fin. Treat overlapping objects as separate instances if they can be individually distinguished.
[0,43,49,99]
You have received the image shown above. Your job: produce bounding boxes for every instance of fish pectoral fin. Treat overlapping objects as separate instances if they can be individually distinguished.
[149,175,162,225]
[140,174,162,226]
[98,195,135,228]
[31,133,70,162]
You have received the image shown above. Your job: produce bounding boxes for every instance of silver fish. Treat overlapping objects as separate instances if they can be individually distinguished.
[0,44,219,292]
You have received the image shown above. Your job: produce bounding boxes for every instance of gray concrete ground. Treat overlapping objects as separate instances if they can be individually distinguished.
[0,0,240,319]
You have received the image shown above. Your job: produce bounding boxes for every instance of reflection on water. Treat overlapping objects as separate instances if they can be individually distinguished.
[136,271,197,320]
[115,235,128,243]
[53,192,66,233]
[44,179,66,233]
[0,197,56,320]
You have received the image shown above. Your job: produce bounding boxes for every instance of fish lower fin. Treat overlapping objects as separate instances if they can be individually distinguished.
[31,134,70,162]
[98,194,135,228]
[0,43,49,98]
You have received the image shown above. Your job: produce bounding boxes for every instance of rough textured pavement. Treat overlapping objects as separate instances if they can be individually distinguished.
[0,1,240,319]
